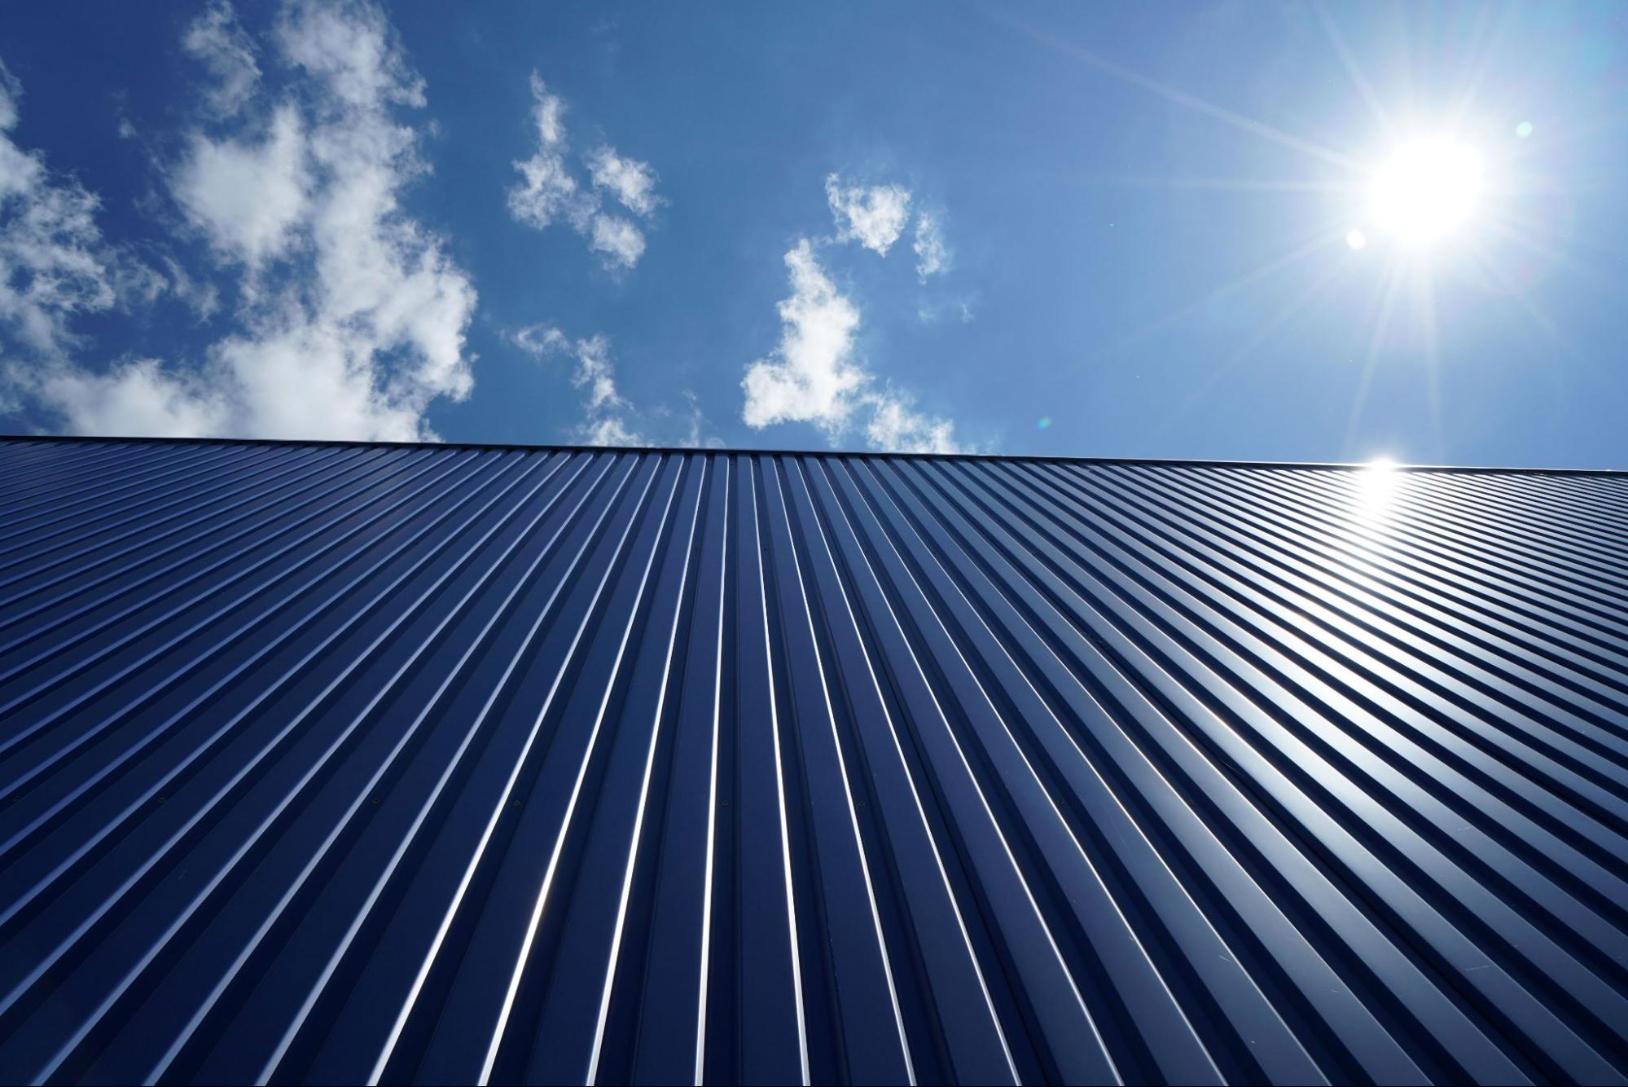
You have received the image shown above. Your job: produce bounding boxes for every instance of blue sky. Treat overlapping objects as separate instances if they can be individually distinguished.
[1,1,1625,467]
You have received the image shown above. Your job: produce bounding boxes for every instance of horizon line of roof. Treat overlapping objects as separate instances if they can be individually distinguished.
[3,432,1625,478]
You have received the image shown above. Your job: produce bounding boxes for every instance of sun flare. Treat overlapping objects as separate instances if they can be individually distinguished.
[1367,137,1485,247]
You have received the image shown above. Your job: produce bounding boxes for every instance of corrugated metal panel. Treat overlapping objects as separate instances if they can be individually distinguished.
[1,436,1626,1086]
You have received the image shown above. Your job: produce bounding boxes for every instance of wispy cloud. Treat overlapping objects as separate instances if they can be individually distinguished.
[826,171,955,284]
[587,145,662,217]
[512,323,716,447]
[741,236,964,453]
[912,210,950,281]
[589,214,645,270]
[182,1,261,116]
[511,323,644,445]
[824,173,911,255]
[0,102,120,354]
[5,0,479,441]
[864,390,961,454]
[507,73,661,272]
[0,61,163,357]
[507,75,588,231]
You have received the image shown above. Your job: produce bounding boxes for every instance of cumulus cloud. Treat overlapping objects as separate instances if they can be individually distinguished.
[741,237,963,452]
[37,359,229,437]
[172,104,308,268]
[4,0,479,441]
[512,323,644,445]
[912,211,949,281]
[742,239,864,434]
[824,173,911,256]
[507,74,660,272]
[183,1,261,115]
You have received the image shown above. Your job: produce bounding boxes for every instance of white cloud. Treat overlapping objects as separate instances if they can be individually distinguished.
[824,174,954,288]
[160,256,221,319]
[863,390,960,454]
[586,145,661,217]
[209,317,434,439]
[508,150,584,230]
[510,325,710,447]
[742,239,865,434]
[532,77,566,145]
[824,173,911,256]
[582,414,642,446]
[183,1,261,115]
[37,359,229,437]
[506,73,659,272]
[588,213,645,271]
[0,66,18,132]
[912,211,949,281]
[6,0,479,442]
[173,104,308,268]
[741,237,965,452]
[566,334,623,412]
[511,322,568,356]
[275,0,424,111]
[511,323,644,446]
[0,63,124,355]
[675,390,709,448]
[507,74,589,231]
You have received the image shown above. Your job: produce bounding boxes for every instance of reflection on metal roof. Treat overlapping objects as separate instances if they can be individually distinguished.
[1,436,1626,1085]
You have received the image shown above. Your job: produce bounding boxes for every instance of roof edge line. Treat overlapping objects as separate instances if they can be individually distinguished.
[2,432,1624,477]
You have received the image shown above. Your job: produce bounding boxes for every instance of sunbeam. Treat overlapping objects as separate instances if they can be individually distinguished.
[1149,253,1355,448]
[1066,174,1365,195]
[1341,259,1409,457]
[992,10,1369,174]
[1312,0,1395,138]
[1094,227,1346,362]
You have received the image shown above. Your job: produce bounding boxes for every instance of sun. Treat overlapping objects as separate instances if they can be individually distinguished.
[1367,137,1485,246]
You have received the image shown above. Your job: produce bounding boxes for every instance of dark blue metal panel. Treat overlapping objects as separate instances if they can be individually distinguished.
[1,436,1626,1085]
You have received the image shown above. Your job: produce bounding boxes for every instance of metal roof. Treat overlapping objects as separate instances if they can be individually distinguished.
[1,436,1626,1085]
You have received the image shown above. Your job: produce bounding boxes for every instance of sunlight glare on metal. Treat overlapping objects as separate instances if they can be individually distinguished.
[1354,455,1400,524]
[1368,137,1484,246]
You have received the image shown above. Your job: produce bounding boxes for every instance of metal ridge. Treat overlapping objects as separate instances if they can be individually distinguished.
[2,440,1626,1085]
[2,432,1623,477]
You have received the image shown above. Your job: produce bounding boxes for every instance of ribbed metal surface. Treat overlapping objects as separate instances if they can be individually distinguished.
[1,437,1626,1086]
